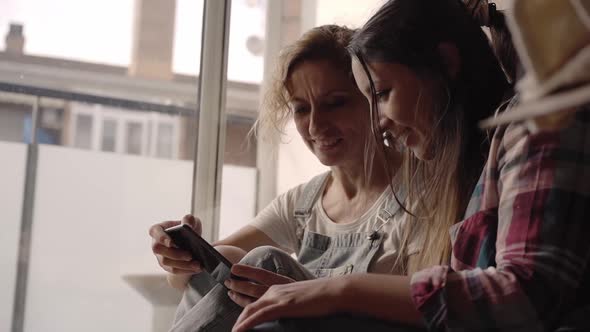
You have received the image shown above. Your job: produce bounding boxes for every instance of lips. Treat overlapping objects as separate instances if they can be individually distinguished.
[312,137,342,149]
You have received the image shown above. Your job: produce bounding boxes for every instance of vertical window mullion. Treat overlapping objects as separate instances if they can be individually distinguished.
[192,0,232,242]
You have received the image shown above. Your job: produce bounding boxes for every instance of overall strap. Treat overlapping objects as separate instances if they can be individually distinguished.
[293,171,331,242]
[377,187,407,224]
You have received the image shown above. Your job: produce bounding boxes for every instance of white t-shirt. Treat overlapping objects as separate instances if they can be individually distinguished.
[250,178,421,274]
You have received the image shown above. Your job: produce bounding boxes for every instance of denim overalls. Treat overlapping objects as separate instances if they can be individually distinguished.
[294,171,402,277]
[169,172,403,332]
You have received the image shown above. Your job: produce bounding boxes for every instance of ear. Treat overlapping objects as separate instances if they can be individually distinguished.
[438,42,461,79]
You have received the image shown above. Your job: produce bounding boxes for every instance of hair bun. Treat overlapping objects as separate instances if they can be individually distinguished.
[486,2,498,27]
[469,0,497,27]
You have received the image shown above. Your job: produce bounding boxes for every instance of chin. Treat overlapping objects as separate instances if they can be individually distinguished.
[411,146,434,161]
[317,158,339,167]
[314,153,345,167]
[312,149,341,166]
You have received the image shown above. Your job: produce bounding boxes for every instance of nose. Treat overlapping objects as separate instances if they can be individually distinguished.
[378,116,395,133]
[308,107,328,137]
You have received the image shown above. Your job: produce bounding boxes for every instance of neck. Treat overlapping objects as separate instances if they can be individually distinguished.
[329,149,398,199]
[321,148,402,224]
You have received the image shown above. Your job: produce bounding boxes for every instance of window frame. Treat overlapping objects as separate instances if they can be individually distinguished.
[69,104,180,159]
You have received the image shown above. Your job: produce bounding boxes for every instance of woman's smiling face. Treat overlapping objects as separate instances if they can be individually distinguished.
[351,59,436,161]
[288,59,371,167]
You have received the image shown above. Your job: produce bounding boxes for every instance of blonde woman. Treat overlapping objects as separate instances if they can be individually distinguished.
[149,25,423,332]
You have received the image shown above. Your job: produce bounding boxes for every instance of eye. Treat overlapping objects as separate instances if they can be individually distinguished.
[292,105,309,114]
[324,97,348,109]
[375,89,391,102]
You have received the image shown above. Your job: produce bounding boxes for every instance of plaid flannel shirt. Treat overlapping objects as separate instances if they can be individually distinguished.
[411,106,590,331]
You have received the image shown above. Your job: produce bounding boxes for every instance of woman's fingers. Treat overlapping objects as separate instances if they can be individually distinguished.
[152,242,201,273]
[227,290,257,307]
[149,216,208,277]
[225,279,268,299]
[225,264,294,305]
[163,265,200,275]
[149,220,181,247]
[153,243,191,261]
[149,215,202,248]
[231,264,294,286]
[182,214,202,235]
[160,256,201,274]
[233,302,287,332]
[160,256,201,271]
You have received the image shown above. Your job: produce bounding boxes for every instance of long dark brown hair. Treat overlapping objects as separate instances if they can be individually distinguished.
[465,0,520,84]
[349,0,509,272]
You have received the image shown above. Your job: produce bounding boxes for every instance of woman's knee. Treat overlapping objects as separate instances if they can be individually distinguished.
[240,245,292,267]
[240,246,314,281]
[216,245,248,264]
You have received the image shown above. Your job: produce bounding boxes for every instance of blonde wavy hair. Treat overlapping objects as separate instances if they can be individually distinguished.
[253,25,357,142]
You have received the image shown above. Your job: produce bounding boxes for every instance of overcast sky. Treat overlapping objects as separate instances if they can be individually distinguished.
[0,0,265,82]
[0,0,511,83]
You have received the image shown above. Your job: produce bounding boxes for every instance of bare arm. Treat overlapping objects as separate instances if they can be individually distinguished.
[213,224,280,251]
[340,274,422,325]
[232,272,422,332]
[150,215,281,290]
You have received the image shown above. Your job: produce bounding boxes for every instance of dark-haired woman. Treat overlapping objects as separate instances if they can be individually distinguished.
[232,1,590,331]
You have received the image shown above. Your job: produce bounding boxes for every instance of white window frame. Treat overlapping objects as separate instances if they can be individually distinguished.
[192,0,232,241]
[69,103,180,159]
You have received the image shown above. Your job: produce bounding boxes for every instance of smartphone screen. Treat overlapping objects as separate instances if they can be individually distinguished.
[165,224,234,285]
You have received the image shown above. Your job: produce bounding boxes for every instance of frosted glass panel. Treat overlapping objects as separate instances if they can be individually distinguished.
[218,165,257,239]
[25,145,256,332]
[26,145,193,332]
[0,141,27,332]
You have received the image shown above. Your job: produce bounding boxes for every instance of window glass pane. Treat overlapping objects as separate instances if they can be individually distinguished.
[0,0,204,330]
[314,0,385,27]
[74,114,93,149]
[226,0,265,83]
[0,93,33,143]
[217,0,266,239]
[38,107,63,145]
[157,123,173,159]
[101,119,117,152]
[126,122,143,155]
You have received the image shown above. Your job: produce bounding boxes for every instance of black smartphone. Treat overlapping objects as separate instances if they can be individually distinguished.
[165,224,243,285]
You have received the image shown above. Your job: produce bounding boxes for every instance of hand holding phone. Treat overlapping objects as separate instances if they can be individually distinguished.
[149,217,203,276]
[165,224,245,287]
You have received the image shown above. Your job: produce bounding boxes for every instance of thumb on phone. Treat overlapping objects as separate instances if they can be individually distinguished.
[182,214,202,236]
